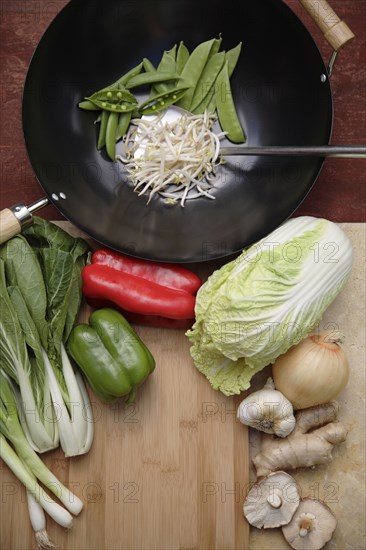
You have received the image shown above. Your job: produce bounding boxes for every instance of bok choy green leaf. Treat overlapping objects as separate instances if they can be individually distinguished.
[0,260,57,451]
[0,218,93,456]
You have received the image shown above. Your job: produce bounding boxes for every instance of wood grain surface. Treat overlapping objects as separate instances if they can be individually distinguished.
[0,222,250,550]
[0,326,250,550]
[0,0,365,223]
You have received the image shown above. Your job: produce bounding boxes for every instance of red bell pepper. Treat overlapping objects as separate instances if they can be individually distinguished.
[91,249,201,295]
[82,264,196,320]
[86,297,194,329]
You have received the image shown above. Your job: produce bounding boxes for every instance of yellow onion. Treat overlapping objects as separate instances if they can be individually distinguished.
[272,331,350,409]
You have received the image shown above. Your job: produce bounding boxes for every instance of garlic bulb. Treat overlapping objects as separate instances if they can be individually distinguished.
[237,378,296,437]
[272,331,350,410]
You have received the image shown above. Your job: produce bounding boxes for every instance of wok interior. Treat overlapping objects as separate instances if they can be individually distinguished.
[22,0,332,262]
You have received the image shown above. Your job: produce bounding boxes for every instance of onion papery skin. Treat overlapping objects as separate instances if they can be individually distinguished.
[272,332,350,409]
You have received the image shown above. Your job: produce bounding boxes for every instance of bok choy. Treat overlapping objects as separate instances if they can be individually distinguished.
[0,218,94,456]
[186,216,353,396]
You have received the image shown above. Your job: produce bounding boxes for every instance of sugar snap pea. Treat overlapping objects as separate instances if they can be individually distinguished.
[115,62,144,87]
[190,51,225,112]
[87,88,138,113]
[176,41,190,74]
[78,99,100,111]
[97,110,109,150]
[125,71,181,89]
[143,58,173,96]
[116,111,132,141]
[176,37,216,110]
[90,88,136,103]
[215,61,245,143]
[106,112,119,160]
[142,58,156,72]
[139,86,191,115]
[79,35,246,162]
[105,62,144,91]
[89,99,138,113]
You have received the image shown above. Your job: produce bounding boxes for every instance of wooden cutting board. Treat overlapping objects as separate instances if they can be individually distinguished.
[0,222,250,550]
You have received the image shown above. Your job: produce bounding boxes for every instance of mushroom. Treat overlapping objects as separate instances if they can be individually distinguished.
[282,498,337,549]
[243,471,300,529]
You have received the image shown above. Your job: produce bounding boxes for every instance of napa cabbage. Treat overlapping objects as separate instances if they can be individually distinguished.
[186,217,353,396]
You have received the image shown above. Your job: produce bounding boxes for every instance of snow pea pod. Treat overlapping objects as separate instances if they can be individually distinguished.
[105,112,119,160]
[192,87,216,114]
[176,41,190,74]
[150,51,178,95]
[125,71,181,89]
[210,35,223,57]
[226,42,242,77]
[192,90,217,114]
[205,92,216,114]
[190,51,225,112]
[165,44,177,60]
[176,37,216,110]
[157,51,176,74]
[215,61,245,143]
[139,86,191,115]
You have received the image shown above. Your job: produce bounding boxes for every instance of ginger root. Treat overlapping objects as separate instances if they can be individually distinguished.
[253,402,347,478]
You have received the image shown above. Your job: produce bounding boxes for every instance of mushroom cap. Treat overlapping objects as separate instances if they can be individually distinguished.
[243,471,300,529]
[282,498,337,550]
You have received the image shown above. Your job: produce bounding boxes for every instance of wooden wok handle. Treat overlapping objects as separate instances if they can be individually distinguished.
[298,0,355,51]
[0,208,22,244]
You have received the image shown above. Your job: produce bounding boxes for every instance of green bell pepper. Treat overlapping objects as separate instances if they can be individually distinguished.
[68,308,155,403]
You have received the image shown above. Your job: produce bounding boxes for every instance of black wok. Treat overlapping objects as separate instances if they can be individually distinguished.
[15,0,345,261]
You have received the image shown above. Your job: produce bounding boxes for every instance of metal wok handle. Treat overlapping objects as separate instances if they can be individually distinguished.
[298,0,355,51]
[0,198,49,244]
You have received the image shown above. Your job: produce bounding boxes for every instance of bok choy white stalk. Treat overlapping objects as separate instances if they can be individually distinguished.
[187,216,353,396]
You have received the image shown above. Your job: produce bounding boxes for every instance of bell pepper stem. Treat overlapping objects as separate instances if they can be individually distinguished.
[126,387,137,405]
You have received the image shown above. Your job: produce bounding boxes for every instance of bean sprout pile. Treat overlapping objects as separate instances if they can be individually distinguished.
[117,110,226,207]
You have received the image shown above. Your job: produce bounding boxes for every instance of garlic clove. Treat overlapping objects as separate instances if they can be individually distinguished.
[274,415,296,438]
